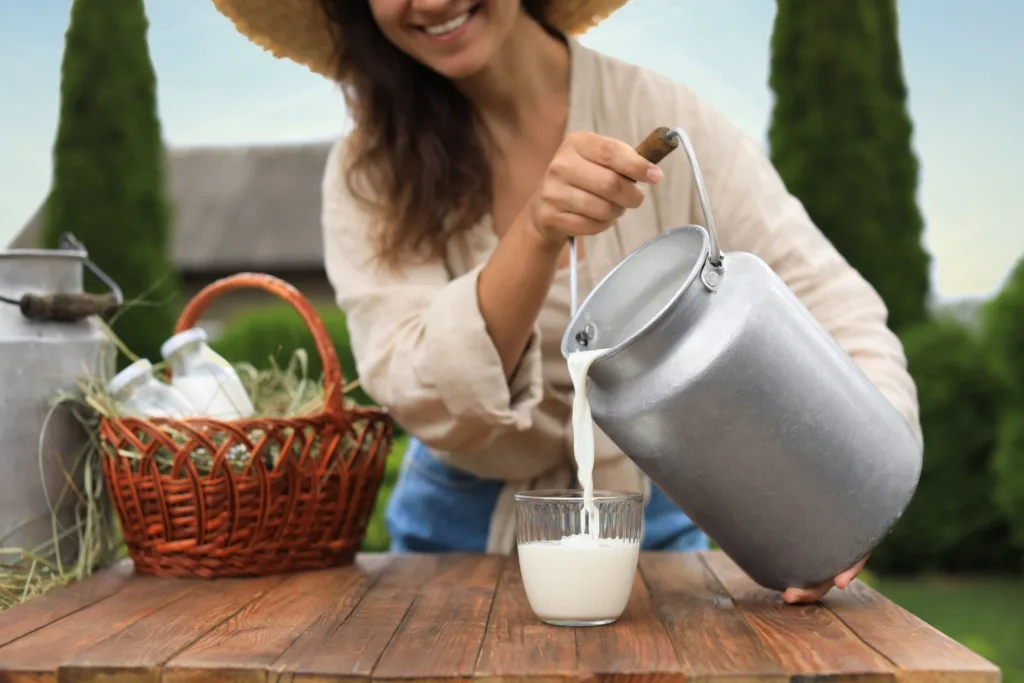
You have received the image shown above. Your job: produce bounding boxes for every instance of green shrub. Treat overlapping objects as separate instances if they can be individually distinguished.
[984,256,1024,552]
[362,433,408,552]
[211,302,376,409]
[984,257,1024,395]
[870,316,1019,574]
[993,408,1024,553]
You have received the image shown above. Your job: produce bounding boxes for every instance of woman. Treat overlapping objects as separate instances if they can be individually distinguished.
[211,0,923,603]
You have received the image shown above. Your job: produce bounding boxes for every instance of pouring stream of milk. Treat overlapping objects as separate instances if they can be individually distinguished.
[567,348,611,538]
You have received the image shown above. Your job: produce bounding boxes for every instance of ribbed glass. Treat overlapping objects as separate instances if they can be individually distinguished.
[514,490,643,627]
[514,490,643,544]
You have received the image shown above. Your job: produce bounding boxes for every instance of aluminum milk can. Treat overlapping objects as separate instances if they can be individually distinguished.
[0,235,118,567]
[561,127,923,591]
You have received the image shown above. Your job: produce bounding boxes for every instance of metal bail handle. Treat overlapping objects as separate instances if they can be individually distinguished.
[59,232,124,306]
[665,127,723,270]
[568,126,724,317]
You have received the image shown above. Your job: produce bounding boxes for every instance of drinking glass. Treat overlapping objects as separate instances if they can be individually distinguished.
[514,489,643,627]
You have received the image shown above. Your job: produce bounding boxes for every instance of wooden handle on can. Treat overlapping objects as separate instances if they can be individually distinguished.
[634,126,680,165]
[17,292,119,322]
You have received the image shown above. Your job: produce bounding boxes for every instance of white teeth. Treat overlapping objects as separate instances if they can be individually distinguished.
[424,11,471,36]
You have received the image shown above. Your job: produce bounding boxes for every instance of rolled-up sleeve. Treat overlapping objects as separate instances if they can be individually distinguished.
[320,140,544,453]
[679,102,924,448]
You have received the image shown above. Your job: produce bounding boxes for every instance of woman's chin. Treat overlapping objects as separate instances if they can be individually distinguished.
[426,49,493,81]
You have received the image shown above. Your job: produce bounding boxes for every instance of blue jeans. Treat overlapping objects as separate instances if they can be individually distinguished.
[386,437,709,552]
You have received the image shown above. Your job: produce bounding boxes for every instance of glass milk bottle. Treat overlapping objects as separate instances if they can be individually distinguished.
[159,327,255,420]
[106,359,197,418]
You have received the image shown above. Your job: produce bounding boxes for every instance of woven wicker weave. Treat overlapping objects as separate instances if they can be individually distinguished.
[99,273,392,578]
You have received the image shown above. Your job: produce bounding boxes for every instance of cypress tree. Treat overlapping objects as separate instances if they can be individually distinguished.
[768,0,930,333]
[42,0,180,367]
[875,1,931,318]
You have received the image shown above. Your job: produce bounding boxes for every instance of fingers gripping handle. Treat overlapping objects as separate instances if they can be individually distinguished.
[568,127,683,316]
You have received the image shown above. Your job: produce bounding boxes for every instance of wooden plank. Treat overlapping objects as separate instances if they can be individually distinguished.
[0,573,200,683]
[823,580,1001,683]
[640,553,786,683]
[163,555,393,683]
[371,554,503,682]
[474,556,578,683]
[575,567,683,683]
[703,550,897,683]
[54,573,286,683]
[272,554,442,683]
[0,560,134,648]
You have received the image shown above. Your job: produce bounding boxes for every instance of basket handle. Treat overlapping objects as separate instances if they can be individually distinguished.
[174,272,346,414]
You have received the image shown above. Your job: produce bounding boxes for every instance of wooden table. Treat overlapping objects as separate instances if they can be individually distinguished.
[0,551,1000,683]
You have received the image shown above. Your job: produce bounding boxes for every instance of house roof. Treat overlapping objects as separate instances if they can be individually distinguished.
[9,141,335,274]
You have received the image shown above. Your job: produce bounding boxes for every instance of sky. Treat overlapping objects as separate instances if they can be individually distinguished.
[0,0,1020,300]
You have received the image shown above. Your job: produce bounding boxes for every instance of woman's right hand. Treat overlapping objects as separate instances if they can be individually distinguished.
[527,130,665,247]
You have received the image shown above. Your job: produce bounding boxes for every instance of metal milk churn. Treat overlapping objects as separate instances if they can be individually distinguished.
[562,127,923,591]
[0,234,119,567]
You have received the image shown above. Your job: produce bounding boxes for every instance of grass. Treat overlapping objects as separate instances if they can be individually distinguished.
[362,433,408,553]
[873,576,1024,683]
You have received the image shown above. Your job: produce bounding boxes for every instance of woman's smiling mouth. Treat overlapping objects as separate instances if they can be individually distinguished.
[419,3,483,39]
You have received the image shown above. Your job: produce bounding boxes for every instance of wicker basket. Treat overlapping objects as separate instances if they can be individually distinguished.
[98,273,393,578]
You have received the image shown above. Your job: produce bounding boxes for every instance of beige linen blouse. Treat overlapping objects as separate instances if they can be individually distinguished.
[322,38,924,555]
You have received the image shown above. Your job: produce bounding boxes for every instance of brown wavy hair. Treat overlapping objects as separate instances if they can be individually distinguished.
[317,0,556,270]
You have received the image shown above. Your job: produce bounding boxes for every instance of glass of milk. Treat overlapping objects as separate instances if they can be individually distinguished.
[514,489,642,627]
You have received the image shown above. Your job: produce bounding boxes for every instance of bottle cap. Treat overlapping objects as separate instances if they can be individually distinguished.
[106,359,155,396]
[160,327,209,360]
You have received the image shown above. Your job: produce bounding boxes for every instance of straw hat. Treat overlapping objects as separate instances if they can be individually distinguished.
[211,0,629,79]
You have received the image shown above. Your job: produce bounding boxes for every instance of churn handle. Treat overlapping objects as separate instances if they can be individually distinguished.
[664,127,724,268]
[569,126,693,315]
[58,232,124,304]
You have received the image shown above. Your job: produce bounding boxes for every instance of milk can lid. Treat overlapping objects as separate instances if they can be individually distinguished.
[160,327,209,360]
[107,359,154,395]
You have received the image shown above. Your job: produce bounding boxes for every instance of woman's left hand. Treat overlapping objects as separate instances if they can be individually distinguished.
[781,554,870,604]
